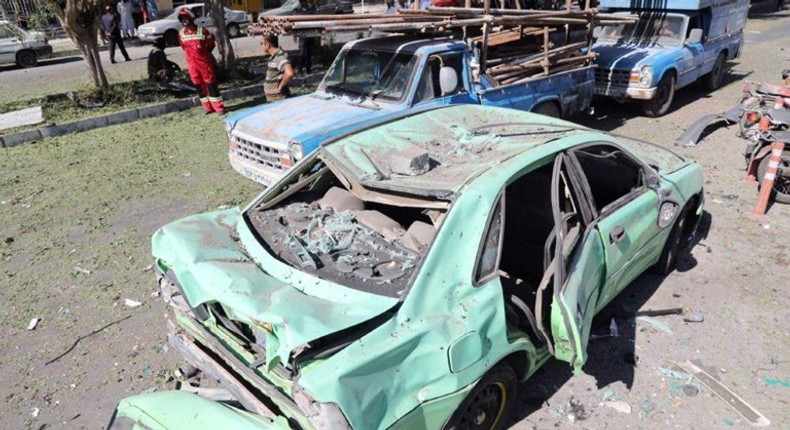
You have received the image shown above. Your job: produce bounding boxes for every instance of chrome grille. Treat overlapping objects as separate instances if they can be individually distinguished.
[231,133,285,172]
[595,68,631,86]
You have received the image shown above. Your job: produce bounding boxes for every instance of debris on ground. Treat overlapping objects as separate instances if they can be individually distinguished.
[73,266,92,275]
[0,106,44,131]
[602,400,632,414]
[683,312,705,323]
[761,377,789,388]
[675,360,771,427]
[124,299,142,308]
[566,396,587,423]
[636,316,674,335]
[27,318,40,330]
[631,307,684,317]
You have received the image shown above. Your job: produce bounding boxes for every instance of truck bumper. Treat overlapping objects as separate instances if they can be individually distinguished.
[229,153,282,187]
[594,84,657,100]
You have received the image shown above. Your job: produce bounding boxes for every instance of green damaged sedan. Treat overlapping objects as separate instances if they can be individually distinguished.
[109,105,704,430]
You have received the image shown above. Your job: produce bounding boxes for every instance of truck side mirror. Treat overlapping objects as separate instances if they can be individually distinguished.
[686,28,703,45]
[439,67,459,96]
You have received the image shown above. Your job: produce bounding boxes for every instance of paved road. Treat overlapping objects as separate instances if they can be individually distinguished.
[0,18,374,104]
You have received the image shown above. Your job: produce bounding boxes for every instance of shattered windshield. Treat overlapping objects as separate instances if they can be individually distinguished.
[320,48,419,102]
[595,13,686,46]
[246,157,443,298]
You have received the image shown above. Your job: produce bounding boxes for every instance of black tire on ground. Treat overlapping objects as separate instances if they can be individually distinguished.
[643,73,675,117]
[443,363,518,430]
[532,101,561,119]
[164,29,179,47]
[652,205,689,276]
[227,23,240,38]
[703,53,727,91]
[757,150,790,204]
[16,50,38,68]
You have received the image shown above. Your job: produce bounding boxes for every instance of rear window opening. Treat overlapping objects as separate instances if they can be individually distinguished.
[246,159,445,298]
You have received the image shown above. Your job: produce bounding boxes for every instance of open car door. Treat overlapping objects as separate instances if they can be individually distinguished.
[536,153,605,374]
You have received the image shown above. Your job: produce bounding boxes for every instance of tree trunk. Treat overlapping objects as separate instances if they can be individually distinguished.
[39,0,109,89]
[206,0,236,77]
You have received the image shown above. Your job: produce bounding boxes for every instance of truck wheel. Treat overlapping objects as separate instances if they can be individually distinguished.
[443,363,517,430]
[643,74,675,117]
[757,150,790,204]
[532,102,561,119]
[703,53,727,91]
[16,50,38,68]
[227,23,240,38]
[164,29,179,47]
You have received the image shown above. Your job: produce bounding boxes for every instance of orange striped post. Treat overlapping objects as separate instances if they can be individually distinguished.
[748,141,786,223]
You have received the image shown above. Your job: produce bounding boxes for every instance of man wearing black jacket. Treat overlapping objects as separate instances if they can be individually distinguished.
[100,5,131,63]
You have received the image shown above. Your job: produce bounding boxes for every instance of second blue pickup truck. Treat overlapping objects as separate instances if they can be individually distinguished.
[592,0,750,117]
[224,35,594,186]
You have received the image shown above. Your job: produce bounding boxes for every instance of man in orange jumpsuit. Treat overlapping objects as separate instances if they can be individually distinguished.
[177,8,224,114]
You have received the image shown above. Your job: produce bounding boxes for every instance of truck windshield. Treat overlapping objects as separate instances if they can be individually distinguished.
[320,48,419,102]
[596,13,687,46]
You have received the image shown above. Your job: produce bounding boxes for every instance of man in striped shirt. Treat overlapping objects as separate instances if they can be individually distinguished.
[177,8,225,114]
[261,35,295,103]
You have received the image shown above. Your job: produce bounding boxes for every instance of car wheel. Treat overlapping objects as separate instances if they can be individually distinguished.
[164,29,179,47]
[703,53,727,91]
[227,23,240,38]
[16,50,38,68]
[643,73,675,117]
[532,101,561,119]
[443,363,517,430]
[652,205,689,276]
[757,150,790,204]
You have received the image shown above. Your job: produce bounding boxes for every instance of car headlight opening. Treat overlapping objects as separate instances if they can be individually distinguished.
[658,201,679,228]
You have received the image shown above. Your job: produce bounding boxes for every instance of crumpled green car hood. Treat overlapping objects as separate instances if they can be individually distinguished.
[113,391,289,429]
[152,208,398,367]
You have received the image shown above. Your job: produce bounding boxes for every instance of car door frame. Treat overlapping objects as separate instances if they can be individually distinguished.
[564,141,668,306]
[408,50,476,111]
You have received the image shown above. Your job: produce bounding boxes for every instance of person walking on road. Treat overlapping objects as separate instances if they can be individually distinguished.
[261,34,295,102]
[177,8,225,114]
[100,5,131,64]
[294,0,317,75]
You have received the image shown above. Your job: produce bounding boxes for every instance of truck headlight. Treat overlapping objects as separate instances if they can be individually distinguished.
[289,141,304,162]
[630,65,652,88]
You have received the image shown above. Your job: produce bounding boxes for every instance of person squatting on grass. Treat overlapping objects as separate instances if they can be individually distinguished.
[177,8,225,114]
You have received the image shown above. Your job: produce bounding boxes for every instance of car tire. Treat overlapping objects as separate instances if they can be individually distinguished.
[643,73,675,117]
[16,50,38,68]
[703,53,727,91]
[652,205,689,276]
[532,101,562,119]
[757,150,790,204]
[164,29,179,47]
[443,363,517,430]
[227,23,240,38]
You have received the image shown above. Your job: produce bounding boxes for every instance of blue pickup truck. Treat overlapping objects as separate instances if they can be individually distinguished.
[592,0,749,117]
[225,34,594,186]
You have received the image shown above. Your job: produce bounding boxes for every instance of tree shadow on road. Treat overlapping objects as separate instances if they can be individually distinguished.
[512,210,712,423]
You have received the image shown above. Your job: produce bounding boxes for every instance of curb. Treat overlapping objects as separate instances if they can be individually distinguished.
[1,84,264,149]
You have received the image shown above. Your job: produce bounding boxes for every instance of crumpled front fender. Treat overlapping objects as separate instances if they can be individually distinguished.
[110,391,290,430]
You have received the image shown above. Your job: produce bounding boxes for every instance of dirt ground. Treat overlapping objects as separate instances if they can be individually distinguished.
[1,10,790,430]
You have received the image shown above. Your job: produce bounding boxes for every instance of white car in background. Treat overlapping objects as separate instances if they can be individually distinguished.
[137,4,248,46]
[0,20,53,68]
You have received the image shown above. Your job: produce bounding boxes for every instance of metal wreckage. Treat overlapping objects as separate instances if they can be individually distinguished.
[678,69,790,205]
[108,105,704,430]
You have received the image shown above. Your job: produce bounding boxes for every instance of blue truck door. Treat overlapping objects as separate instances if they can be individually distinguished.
[410,52,476,111]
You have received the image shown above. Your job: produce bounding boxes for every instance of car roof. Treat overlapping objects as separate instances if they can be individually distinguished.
[323,105,589,197]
